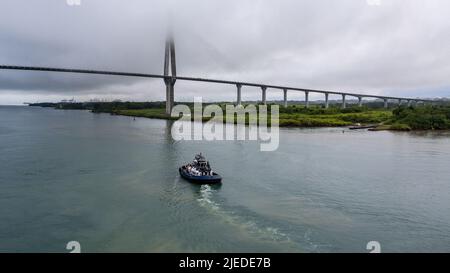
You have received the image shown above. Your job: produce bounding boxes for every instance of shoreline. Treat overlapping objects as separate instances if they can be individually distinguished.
[25,102,450,131]
[104,108,379,129]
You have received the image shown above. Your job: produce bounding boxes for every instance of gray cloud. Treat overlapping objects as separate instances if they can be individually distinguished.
[1,0,449,104]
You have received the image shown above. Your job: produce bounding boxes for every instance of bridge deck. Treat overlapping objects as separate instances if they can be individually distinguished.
[0,65,433,102]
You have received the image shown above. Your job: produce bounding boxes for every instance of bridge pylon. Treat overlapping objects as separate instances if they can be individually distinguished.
[164,35,176,115]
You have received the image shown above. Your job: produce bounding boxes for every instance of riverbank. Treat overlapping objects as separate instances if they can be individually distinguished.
[114,107,392,128]
[28,102,450,130]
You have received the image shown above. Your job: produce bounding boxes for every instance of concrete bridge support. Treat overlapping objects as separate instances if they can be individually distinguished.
[324,93,329,109]
[384,98,388,109]
[165,81,175,115]
[283,89,288,108]
[261,86,267,104]
[358,96,363,107]
[398,99,402,106]
[164,36,177,115]
[236,84,242,105]
[305,91,309,108]
[342,94,346,109]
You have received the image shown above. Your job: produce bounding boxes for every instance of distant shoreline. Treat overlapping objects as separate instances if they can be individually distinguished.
[26,102,450,131]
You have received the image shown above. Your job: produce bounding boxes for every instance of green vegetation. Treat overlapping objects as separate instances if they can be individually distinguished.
[385,106,450,130]
[30,101,450,130]
[278,105,391,127]
[116,108,173,120]
[101,103,393,128]
[90,101,165,113]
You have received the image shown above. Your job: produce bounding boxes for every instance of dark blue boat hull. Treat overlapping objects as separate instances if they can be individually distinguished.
[179,167,222,184]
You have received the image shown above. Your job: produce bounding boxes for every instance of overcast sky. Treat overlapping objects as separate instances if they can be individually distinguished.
[0,0,449,104]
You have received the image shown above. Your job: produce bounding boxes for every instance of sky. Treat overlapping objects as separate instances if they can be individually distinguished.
[0,0,449,104]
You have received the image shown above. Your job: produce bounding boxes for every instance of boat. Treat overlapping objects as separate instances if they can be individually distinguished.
[179,153,222,184]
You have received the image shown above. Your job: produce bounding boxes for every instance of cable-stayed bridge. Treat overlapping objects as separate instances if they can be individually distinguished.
[0,37,436,114]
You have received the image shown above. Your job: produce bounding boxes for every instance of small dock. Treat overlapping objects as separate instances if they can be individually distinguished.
[349,125,378,130]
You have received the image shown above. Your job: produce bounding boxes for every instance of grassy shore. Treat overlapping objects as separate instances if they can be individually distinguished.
[115,108,176,120]
[112,105,393,128]
[383,105,450,130]
[30,101,450,130]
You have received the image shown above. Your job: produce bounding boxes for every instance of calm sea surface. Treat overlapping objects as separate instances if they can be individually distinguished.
[1,105,450,252]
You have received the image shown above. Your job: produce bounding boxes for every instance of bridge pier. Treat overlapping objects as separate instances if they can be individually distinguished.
[398,99,402,106]
[165,81,175,115]
[358,96,363,107]
[324,93,329,109]
[164,35,177,115]
[283,89,288,108]
[261,86,267,104]
[236,84,242,105]
[342,94,346,109]
[384,98,388,109]
[305,91,309,108]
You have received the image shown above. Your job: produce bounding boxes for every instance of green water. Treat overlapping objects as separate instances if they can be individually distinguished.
[1,106,450,252]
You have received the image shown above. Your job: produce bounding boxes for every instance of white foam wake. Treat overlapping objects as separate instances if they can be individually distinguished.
[197,185,291,243]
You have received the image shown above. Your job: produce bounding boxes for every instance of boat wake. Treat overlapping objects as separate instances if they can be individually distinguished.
[197,185,291,243]
[197,184,221,211]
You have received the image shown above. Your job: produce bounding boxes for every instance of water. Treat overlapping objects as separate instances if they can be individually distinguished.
[1,105,450,253]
